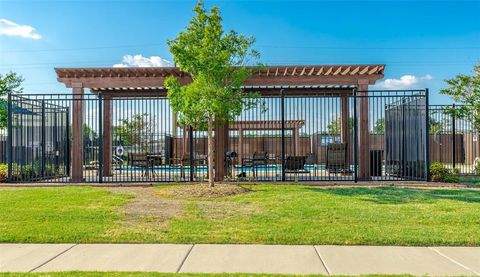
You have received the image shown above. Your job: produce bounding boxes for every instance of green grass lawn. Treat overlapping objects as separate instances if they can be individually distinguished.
[0,187,132,243]
[1,185,480,246]
[459,176,480,187]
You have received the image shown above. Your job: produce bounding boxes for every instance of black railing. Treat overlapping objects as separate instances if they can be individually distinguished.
[2,89,459,183]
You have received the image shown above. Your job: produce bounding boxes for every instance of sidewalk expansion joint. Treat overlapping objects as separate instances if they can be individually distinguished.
[176,244,194,273]
[428,247,480,276]
[29,244,78,273]
[313,246,331,276]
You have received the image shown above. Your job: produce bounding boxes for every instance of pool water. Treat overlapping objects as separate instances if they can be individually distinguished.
[115,164,326,173]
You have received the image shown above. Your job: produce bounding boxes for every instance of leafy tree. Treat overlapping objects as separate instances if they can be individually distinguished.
[0,71,24,128]
[165,1,261,186]
[440,61,480,132]
[326,117,354,134]
[114,114,152,151]
[429,117,445,134]
[373,118,385,134]
[83,124,98,141]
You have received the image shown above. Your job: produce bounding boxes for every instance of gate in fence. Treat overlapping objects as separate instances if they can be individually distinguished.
[5,89,431,183]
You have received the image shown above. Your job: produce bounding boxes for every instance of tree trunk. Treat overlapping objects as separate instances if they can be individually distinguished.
[207,115,215,187]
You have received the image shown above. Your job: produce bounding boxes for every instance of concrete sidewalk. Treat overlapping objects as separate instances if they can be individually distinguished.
[1,244,479,276]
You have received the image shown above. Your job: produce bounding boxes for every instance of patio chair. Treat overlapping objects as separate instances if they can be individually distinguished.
[170,153,196,180]
[242,151,268,178]
[147,152,164,166]
[128,152,153,177]
[284,156,310,174]
[326,143,349,174]
[305,153,317,176]
[242,151,268,166]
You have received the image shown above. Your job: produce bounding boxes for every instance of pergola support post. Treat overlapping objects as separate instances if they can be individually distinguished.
[357,80,370,180]
[293,128,300,155]
[214,121,228,181]
[71,83,84,182]
[340,96,350,164]
[238,128,244,165]
[102,94,113,177]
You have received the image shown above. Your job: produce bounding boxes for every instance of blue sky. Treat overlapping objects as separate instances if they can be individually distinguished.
[0,0,479,104]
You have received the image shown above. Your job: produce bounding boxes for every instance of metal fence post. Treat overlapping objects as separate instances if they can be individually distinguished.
[425,88,430,181]
[65,108,71,176]
[401,98,406,178]
[41,100,46,178]
[7,94,12,181]
[280,89,286,182]
[189,126,194,182]
[452,103,456,169]
[353,88,358,183]
[98,94,103,183]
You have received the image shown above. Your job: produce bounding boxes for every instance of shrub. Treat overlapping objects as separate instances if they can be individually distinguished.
[0,163,7,182]
[474,158,480,175]
[430,162,459,183]
[452,167,461,175]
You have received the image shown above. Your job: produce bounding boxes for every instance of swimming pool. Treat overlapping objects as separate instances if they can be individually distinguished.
[114,164,326,173]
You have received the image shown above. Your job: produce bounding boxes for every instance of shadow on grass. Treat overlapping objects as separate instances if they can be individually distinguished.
[305,186,480,204]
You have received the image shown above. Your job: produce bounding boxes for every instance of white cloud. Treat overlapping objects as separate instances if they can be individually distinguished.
[375,74,433,89]
[113,54,173,67]
[0,19,41,40]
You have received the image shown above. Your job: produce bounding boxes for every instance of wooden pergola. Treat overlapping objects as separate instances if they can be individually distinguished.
[56,64,385,181]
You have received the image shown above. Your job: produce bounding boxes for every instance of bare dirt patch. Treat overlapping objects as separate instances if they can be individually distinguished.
[105,187,183,226]
[166,183,252,198]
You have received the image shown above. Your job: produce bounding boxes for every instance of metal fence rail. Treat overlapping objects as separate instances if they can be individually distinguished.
[429,104,479,175]
[1,89,448,183]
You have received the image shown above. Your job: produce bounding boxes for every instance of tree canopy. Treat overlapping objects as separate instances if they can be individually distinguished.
[440,61,480,131]
[0,71,24,128]
[164,0,261,130]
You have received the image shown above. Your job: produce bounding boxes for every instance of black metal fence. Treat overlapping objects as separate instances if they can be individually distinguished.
[429,105,480,175]
[2,89,437,183]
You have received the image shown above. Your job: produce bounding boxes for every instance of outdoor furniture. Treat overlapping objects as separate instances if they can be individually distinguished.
[242,151,268,166]
[267,153,278,165]
[326,143,349,174]
[170,153,207,180]
[285,156,310,174]
[147,152,163,166]
[128,152,153,177]
[242,151,268,178]
[305,153,317,176]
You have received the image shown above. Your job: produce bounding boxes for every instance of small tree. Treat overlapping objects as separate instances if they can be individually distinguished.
[115,114,153,151]
[326,117,354,135]
[0,71,24,128]
[440,61,480,132]
[165,1,260,187]
[373,118,385,134]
